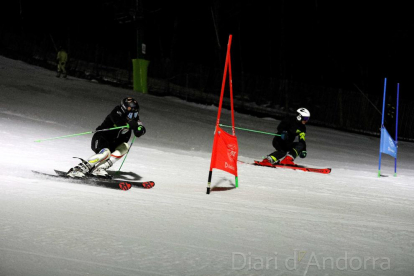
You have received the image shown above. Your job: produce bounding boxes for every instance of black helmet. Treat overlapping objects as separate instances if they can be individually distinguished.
[120,97,140,119]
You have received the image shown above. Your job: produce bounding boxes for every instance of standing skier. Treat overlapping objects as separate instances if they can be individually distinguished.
[258,108,310,166]
[67,97,146,178]
[56,46,68,78]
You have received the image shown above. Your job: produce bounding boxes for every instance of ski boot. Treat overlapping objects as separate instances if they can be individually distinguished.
[90,143,128,179]
[257,155,277,166]
[267,155,278,165]
[67,159,92,178]
[91,159,113,179]
[279,154,296,166]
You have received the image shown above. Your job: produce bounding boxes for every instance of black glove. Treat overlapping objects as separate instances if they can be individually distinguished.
[128,120,138,130]
[128,120,146,137]
[134,125,146,137]
[280,131,289,141]
[299,151,307,158]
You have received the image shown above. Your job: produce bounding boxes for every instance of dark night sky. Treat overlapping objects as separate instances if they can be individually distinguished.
[2,0,414,101]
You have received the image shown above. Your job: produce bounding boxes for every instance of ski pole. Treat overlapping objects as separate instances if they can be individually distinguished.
[116,135,136,175]
[219,124,280,136]
[34,125,129,142]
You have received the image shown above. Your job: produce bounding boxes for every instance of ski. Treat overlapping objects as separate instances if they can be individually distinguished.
[54,170,155,189]
[253,161,331,174]
[32,170,155,190]
[237,160,331,174]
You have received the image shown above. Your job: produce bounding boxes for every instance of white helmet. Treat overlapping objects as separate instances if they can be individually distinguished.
[296,108,310,121]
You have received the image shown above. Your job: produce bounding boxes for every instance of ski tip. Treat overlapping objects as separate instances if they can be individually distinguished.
[141,181,155,189]
[118,182,132,190]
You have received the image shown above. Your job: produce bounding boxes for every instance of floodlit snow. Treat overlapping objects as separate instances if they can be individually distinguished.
[1,56,414,276]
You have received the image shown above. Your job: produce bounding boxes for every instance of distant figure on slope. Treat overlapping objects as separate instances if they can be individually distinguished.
[258,108,310,166]
[67,97,146,178]
[56,46,68,78]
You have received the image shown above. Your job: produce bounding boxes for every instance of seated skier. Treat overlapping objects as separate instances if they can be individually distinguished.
[259,107,310,166]
[67,97,146,178]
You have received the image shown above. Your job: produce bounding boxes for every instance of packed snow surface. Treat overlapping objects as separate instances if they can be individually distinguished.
[1,56,413,276]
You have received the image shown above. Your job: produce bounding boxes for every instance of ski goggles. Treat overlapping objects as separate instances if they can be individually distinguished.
[302,116,310,121]
[127,111,139,119]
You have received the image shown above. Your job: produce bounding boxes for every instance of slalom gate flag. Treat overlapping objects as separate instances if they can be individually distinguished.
[380,127,397,158]
[207,35,238,194]
[210,126,238,176]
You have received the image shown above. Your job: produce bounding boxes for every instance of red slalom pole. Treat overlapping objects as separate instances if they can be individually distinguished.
[207,35,233,194]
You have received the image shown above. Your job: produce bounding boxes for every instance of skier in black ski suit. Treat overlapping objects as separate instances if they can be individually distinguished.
[261,108,310,166]
[67,97,146,178]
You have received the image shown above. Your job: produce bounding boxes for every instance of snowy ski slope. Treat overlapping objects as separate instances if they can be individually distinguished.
[1,56,414,276]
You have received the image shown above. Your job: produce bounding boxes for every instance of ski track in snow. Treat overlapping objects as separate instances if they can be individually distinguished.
[1,56,414,276]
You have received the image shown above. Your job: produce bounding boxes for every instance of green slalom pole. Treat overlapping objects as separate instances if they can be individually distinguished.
[219,124,280,136]
[34,125,129,142]
[219,124,275,188]
[116,135,136,175]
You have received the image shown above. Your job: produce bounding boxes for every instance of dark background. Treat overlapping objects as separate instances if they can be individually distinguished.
[2,1,414,96]
[1,1,414,106]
